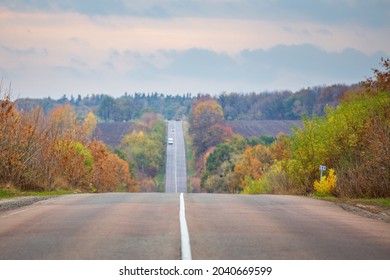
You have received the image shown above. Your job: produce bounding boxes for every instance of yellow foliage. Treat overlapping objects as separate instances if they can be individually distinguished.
[314,168,337,196]
[50,104,76,131]
[234,145,272,188]
[83,111,97,137]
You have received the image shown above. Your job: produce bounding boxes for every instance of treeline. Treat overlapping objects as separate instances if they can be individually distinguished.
[17,85,351,122]
[191,59,389,198]
[97,93,192,121]
[16,93,106,120]
[0,91,137,193]
[218,84,350,120]
[18,93,193,122]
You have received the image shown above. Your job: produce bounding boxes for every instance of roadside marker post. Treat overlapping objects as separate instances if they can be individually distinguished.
[319,165,326,180]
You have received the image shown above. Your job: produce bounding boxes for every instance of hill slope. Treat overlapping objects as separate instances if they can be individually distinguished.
[94,122,135,147]
[226,120,302,138]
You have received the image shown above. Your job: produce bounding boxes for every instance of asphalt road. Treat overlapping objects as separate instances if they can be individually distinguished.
[165,120,187,193]
[184,194,390,259]
[1,193,389,260]
[0,193,181,260]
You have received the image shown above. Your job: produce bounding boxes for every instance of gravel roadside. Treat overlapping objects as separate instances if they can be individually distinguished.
[0,196,55,212]
[336,202,390,224]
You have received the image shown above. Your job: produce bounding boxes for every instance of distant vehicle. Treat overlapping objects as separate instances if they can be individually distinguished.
[170,128,175,132]
[168,137,174,145]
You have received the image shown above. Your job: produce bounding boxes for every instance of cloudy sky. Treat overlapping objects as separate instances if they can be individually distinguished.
[1,0,389,99]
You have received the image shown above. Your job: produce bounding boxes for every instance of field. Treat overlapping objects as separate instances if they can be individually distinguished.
[95,122,135,147]
[226,120,303,138]
[95,120,303,148]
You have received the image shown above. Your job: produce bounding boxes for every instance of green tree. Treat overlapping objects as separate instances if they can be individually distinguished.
[119,114,166,191]
[97,95,115,121]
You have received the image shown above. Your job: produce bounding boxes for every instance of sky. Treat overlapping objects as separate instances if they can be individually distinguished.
[1,0,389,99]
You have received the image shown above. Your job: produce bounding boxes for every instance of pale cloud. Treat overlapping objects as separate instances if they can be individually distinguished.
[2,0,390,28]
[0,1,389,98]
[0,45,34,55]
[315,28,333,36]
[2,42,385,98]
[2,10,388,55]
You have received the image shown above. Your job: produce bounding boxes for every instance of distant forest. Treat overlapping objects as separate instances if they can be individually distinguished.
[17,84,353,121]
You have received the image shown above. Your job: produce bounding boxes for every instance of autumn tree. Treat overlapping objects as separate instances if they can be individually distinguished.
[89,140,137,192]
[121,131,164,179]
[363,57,390,93]
[0,91,25,184]
[233,145,273,192]
[83,111,97,138]
[0,84,140,193]
[189,97,233,158]
[120,114,166,192]
[236,59,389,197]
[285,58,390,197]
[0,85,49,189]
[49,104,77,134]
[200,135,247,193]
[188,97,233,192]
[33,104,90,189]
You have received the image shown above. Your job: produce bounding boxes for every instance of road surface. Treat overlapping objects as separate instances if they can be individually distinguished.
[165,120,187,193]
[1,193,389,259]
[1,121,389,259]
[184,194,390,259]
[0,193,181,259]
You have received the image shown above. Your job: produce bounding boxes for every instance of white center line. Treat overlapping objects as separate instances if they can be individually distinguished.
[179,192,192,260]
[174,122,178,193]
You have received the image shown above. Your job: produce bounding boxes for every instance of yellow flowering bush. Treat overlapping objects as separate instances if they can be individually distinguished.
[314,168,337,196]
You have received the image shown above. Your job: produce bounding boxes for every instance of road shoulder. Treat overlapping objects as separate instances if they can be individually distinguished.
[0,196,54,212]
[336,202,390,223]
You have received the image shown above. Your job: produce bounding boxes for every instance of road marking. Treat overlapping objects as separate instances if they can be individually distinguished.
[179,193,192,260]
[174,122,178,193]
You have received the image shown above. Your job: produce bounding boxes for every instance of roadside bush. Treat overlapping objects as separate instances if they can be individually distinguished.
[1,88,138,193]
[89,140,137,192]
[313,168,337,196]
[242,160,292,194]
[234,144,273,192]
[119,113,165,191]
[0,89,49,190]
[285,88,389,197]
[242,176,269,194]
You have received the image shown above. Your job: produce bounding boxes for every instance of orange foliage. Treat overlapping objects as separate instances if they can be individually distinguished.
[49,139,92,189]
[50,104,77,132]
[190,98,225,132]
[269,133,291,161]
[0,91,48,189]
[49,104,90,144]
[89,140,137,192]
[189,97,232,158]
[1,89,138,192]
[363,57,390,93]
[234,145,273,187]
